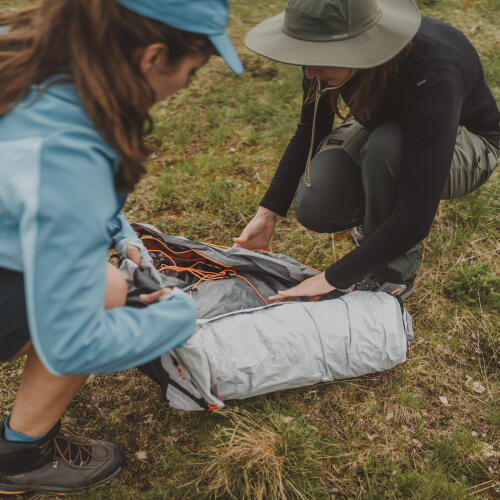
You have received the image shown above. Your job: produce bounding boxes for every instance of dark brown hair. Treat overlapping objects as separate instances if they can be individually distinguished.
[0,0,212,191]
[307,42,414,125]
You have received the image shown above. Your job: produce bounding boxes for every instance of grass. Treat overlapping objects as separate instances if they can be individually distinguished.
[182,409,325,499]
[1,0,499,498]
[444,262,500,307]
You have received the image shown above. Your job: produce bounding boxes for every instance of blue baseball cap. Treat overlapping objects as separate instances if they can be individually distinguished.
[116,0,244,74]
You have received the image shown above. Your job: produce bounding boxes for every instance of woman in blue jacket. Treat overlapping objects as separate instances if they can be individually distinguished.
[0,0,243,494]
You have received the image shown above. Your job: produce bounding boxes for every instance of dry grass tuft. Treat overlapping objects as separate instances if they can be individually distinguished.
[188,410,324,500]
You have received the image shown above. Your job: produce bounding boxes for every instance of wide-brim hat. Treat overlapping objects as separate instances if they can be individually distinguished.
[245,0,421,69]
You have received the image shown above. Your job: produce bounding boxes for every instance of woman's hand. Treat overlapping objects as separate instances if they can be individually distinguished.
[233,207,278,251]
[126,245,142,266]
[269,272,335,303]
[139,288,173,304]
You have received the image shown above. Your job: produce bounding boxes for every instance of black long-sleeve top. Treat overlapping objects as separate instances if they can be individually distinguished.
[260,17,500,289]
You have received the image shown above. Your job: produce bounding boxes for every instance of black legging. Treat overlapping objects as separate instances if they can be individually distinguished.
[0,267,31,361]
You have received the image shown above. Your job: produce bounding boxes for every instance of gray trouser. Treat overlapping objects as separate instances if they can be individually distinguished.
[294,118,499,282]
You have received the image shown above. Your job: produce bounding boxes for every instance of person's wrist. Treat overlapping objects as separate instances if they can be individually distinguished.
[256,206,278,222]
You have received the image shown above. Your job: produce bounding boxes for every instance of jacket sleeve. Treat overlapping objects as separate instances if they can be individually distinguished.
[109,211,151,262]
[19,129,197,375]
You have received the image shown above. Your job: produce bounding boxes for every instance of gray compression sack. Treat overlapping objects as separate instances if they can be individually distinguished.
[124,224,413,412]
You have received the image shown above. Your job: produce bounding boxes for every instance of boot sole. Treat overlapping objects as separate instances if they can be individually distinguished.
[0,465,122,495]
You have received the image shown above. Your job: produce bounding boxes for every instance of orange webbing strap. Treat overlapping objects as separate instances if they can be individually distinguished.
[140,236,231,268]
[140,235,269,304]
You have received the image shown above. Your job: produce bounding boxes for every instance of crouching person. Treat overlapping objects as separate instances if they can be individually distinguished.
[0,0,243,494]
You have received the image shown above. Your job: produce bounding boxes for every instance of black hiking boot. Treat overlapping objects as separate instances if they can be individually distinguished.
[355,272,416,300]
[0,421,124,495]
[351,225,365,246]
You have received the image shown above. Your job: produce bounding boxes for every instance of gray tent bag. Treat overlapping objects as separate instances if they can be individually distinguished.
[128,224,413,412]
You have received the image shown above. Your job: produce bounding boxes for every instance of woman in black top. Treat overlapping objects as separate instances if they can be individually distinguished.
[235,0,499,301]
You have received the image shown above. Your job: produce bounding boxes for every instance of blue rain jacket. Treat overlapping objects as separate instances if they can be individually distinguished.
[0,78,197,375]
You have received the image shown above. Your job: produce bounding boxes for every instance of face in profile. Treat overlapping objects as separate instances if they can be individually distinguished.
[304,65,355,87]
[140,44,211,102]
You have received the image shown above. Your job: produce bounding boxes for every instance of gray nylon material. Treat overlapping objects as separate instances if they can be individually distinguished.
[120,259,163,293]
[162,292,412,411]
[125,226,413,411]
[134,223,318,318]
[136,224,317,282]
[188,280,270,318]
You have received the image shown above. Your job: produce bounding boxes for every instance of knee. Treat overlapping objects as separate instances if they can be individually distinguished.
[105,263,127,310]
[294,149,363,233]
[295,200,326,232]
[361,122,403,180]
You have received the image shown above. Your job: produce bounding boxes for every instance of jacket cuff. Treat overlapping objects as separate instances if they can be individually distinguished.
[115,237,152,263]
[325,265,354,290]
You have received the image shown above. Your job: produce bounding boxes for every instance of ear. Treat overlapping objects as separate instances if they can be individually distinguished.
[139,43,168,74]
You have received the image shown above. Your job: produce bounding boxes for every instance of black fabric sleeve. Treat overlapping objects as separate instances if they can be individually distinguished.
[325,78,464,288]
[260,77,335,217]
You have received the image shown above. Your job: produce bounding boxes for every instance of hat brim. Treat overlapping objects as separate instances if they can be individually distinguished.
[210,33,244,74]
[245,0,421,69]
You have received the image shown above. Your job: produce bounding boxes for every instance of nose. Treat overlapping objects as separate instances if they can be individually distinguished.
[304,66,321,80]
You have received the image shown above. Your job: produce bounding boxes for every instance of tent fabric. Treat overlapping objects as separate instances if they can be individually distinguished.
[126,224,413,411]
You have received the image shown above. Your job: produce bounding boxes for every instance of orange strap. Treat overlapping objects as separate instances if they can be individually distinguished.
[140,235,269,305]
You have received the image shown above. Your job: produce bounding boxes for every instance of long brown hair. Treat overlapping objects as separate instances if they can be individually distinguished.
[307,42,414,126]
[0,0,212,191]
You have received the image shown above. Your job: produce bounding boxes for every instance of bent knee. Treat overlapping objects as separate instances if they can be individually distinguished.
[362,122,403,177]
[105,263,127,309]
[294,149,363,233]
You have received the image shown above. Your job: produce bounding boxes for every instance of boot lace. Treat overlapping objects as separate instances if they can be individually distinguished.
[39,425,112,470]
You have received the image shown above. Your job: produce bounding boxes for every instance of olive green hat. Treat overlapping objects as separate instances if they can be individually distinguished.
[245,0,421,69]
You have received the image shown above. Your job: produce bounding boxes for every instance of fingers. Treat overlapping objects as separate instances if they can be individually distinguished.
[269,285,324,303]
[306,295,322,303]
[269,291,296,303]
[269,295,287,303]
[126,245,142,266]
[269,293,321,303]
[139,288,173,304]
[232,237,246,248]
[232,237,262,250]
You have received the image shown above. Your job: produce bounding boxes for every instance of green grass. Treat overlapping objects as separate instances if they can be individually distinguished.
[444,261,500,308]
[1,0,499,498]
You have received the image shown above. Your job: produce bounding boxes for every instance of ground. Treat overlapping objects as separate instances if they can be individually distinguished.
[0,0,499,498]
